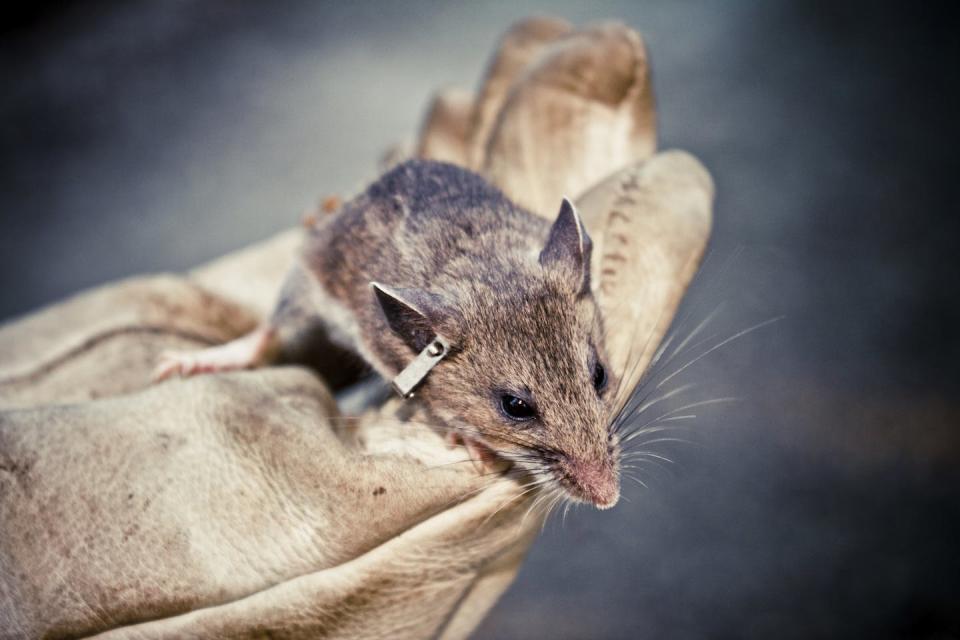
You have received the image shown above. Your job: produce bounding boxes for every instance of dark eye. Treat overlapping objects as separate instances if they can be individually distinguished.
[499,394,537,421]
[592,361,607,393]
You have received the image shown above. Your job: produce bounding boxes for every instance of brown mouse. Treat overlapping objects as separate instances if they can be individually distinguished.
[156,159,621,508]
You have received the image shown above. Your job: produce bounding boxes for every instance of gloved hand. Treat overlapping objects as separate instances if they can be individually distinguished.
[0,17,711,639]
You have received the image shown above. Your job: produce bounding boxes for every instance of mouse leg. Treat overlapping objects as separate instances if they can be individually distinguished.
[152,260,344,383]
[153,325,278,381]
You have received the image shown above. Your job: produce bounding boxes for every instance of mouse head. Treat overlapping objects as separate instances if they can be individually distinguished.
[372,198,621,509]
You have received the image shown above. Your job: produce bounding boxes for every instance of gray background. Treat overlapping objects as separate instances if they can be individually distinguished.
[2,1,958,638]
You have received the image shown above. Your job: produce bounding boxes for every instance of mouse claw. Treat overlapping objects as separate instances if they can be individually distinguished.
[462,436,493,475]
[152,350,195,382]
[444,431,462,449]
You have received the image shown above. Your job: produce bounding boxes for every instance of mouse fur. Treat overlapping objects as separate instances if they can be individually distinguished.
[158,159,621,508]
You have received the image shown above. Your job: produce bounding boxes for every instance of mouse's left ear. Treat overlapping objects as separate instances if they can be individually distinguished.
[539,197,593,296]
[370,282,455,354]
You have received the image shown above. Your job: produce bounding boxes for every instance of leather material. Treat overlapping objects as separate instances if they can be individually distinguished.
[0,16,711,639]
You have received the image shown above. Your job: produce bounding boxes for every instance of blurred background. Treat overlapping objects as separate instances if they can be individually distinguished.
[1,1,957,638]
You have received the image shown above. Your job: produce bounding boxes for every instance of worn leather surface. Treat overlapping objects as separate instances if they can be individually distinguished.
[0,368,537,639]
[481,21,657,217]
[0,17,711,639]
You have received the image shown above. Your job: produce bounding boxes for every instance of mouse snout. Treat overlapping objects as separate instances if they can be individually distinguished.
[556,454,620,510]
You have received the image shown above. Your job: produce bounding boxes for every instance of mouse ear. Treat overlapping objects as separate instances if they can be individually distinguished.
[370,282,452,353]
[539,197,593,296]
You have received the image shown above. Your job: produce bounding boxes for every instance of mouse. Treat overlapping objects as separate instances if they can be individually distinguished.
[155,159,621,509]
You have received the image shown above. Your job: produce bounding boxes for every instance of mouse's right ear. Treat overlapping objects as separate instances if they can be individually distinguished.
[370,282,453,354]
[539,197,593,296]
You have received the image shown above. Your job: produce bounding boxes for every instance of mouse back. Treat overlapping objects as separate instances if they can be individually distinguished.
[308,160,622,508]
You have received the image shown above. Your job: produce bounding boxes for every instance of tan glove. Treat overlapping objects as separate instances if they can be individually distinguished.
[0,17,711,639]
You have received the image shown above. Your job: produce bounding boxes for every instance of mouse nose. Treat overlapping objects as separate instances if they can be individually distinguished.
[557,455,620,509]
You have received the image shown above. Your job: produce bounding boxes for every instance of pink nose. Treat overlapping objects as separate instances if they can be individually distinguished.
[561,458,620,509]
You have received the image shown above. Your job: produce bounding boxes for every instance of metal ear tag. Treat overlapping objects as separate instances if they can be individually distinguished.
[392,335,450,398]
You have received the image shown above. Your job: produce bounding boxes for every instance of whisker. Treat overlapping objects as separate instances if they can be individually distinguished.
[618,424,696,444]
[522,486,556,529]
[623,473,650,490]
[610,303,667,413]
[622,451,676,465]
[666,303,726,364]
[611,383,698,433]
[621,458,675,476]
[622,398,737,442]
[653,316,784,390]
[543,492,566,530]
[627,436,700,448]
[480,482,542,527]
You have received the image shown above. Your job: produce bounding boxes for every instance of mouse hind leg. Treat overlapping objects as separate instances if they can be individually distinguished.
[153,325,277,381]
[153,260,337,382]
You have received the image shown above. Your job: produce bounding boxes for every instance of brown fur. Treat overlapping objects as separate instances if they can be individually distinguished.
[285,160,621,507]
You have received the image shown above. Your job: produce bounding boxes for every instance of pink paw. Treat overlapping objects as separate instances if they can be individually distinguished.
[152,327,275,383]
[151,348,243,382]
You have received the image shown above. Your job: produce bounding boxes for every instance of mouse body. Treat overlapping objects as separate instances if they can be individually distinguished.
[157,160,621,508]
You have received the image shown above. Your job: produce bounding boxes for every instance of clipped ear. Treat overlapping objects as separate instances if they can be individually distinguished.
[370,282,450,353]
[539,197,593,296]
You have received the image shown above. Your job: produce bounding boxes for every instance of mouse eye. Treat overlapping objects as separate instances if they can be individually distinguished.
[499,394,537,421]
[592,361,608,394]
